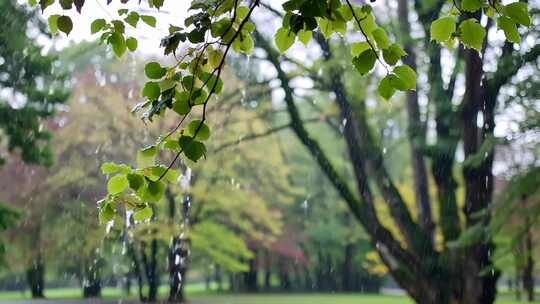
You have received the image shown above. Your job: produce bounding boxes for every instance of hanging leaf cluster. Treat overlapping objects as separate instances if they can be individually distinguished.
[29,0,534,223]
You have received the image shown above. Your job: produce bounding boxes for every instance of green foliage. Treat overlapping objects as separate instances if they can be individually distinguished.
[0,0,69,166]
[430,1,532,48]
[30,0,536,272]
[275,27,296,53]
[459,19,486,51]
[430,16,456,43]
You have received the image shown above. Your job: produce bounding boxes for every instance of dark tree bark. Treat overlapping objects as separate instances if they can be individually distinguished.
[342,243,355,292]
[215,264,223,291]
[26,255,44,299]
[146,239,160,302]
[126,242,145,301]
[398,0,434,239]
[264,250,272,291]
[82,257,102,298]
[243,250,258,292]
[522,195,535,302]
[523,228,535,302]
[254,0,540,300]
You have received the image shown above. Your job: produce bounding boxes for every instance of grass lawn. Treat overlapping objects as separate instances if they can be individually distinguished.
[0,287,538,303]
[191,293,539,304]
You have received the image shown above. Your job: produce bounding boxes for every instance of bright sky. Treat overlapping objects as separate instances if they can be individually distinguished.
[36,0,190,53]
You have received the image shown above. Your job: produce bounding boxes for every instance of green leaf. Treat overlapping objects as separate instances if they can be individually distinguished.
[186,119,211,141]
[40,0,54,11]
[393,65,416,90]
[109,32,126,57]
[173,91,191,115]
[57,15,73,35]
[208,48,224,69]
[141,15,157,27]
[352,49,377,76]
[145,62,166,79]
[127,173,145,191]
[143,180,165,202]
[459,18,485,51]
[382,43,407,66]
[108,175,129,194]
[350,41,370,57]
[461,0,483,12]
[91,19,106,34]
[47,15,59,34]
[159,79,175,91]
[142,82,161,99]
[99,202,114,223]
[497,16,520,44]
[178,136,206,162]
[163,139,181,151]
[59,0,73,9]
[431,16,456,43]
[297,29,312,46]
[133,206,153,221]
[387,74,407,91]
[275,27,296,53]
[101,162,131,175]
[378,76,396,100]
[126,37,138,51]
[371,28,390,49]
[504,2,531,26]
[137,145,157,168]
[125,12,140,27]
[198,72,223,94]
[232,33,254,55]
[318,18,333,38]
[148,166,178,183]
[358,14,377,38]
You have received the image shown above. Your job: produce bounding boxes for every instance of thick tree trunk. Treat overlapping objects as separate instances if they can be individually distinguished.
[82,259,101,298]
[167,190,191,303]
[461,30,499,303]
[342,243,354,291]
[243,251,258,292]
[168,236,188,302]
[278,260,291,291]
[398,0,434,239]
[303,266,312,291]
[264,250,272,290]
[215,264,223,291]
[26,255,44,299]
[523,219,535,302]
[146,239,160,302]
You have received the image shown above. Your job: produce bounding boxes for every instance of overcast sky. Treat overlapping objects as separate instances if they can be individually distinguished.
[36,0,190,53]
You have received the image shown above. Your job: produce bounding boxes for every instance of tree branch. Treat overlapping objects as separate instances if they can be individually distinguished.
[254,30,423,275]
[485,43,540,95]
[313,32,434,256]
[213,117,321,153]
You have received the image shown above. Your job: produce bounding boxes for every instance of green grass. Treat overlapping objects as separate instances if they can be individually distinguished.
[0,287,538,303]
[191,293,540,304]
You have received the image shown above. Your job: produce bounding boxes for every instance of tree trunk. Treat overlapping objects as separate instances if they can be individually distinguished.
[146,239,160,302]
[523,216,535,302]
[342,243,354,291]
[26,255,44,299]
[460,14,500,298]
[264,250,271,291]
[243,250,258,292]
[82,258,101,298]
[127,242,145,301]
[215,264,223,292]
[168,236,189,302]
[278,259,291,291]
